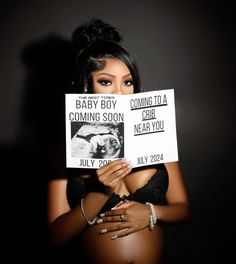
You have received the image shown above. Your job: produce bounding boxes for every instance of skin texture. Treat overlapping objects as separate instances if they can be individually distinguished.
[47,58,190,264]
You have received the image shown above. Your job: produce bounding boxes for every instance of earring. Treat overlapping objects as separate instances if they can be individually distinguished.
[83,86,88,93]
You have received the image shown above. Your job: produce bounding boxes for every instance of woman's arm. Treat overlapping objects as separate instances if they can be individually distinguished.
[47,178,108,246]
[97,161,190,238]
[153,161,190,222]
[47,159,132,246]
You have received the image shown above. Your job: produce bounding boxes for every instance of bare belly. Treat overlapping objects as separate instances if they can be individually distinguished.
[79,222,165,264]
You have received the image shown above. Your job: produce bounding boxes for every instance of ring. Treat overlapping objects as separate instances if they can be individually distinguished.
[120,214,125,221]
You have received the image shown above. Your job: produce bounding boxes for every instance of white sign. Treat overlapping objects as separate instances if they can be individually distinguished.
[65,89,178,169]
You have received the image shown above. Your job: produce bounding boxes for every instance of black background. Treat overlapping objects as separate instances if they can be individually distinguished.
[1,0,234,263]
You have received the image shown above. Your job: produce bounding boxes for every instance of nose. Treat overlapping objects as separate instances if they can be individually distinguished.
[112,83,122,94]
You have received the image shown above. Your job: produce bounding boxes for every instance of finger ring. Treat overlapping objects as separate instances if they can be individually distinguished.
[120,214,125,221]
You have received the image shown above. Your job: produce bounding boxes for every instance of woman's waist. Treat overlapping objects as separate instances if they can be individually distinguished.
[80,222,163,247]
[79,223,164,263]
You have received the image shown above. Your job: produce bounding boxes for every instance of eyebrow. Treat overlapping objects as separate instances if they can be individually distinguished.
[96,73,132,78]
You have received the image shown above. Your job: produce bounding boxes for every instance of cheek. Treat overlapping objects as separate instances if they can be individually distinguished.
[92,81,107,94]
[122,87,134,94]
[93,86,109,94]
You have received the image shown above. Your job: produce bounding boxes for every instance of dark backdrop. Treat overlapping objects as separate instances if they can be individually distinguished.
[1,0,234,263]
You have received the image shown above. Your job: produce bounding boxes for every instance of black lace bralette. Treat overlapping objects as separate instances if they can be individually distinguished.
[66,164,168,214]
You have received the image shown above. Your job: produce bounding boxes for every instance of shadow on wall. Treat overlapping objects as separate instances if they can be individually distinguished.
[3,35,76,263]
[20,34,75,151]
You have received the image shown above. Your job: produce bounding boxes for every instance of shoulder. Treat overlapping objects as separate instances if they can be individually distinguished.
[164,161,181,173]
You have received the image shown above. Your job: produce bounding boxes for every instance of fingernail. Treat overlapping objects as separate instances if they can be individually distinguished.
[127,167,132,173]
[100,213,105,217]
[111,207,116,211]
[111,235,118,240]
[96,219,103,224]
[100,229,107,234]
[128,161,133,168]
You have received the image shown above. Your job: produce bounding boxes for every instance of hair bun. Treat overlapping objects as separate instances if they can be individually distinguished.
[72,18,122,52]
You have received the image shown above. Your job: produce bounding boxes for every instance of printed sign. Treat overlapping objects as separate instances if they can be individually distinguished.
[65,89,178,168]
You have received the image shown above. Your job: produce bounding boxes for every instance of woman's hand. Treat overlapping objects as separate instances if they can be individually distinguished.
[97,201,150,239]
[96,159,132,195]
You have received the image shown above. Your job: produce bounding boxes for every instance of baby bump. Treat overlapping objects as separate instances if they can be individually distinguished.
[80,223,165,264]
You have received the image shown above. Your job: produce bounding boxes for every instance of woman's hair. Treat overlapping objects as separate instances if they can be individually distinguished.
[71,18,141,93]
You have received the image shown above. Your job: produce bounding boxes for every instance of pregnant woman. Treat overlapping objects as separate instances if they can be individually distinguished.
[47,18,190,264]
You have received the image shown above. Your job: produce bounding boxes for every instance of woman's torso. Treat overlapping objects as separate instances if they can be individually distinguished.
[80,222,164,264]
[66,164,168,264]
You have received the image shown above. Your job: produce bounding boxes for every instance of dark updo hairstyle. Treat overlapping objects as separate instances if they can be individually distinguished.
[71,18,141,93]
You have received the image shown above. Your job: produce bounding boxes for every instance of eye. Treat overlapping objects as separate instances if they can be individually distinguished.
[124,80,133,86]
[97,79,112,86]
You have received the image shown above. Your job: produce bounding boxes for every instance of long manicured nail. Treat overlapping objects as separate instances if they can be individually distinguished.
[100,229,107,234]
[127,161,133,168]
[111,235,118,240]
[96,219,103,224]
[100,213,105,217]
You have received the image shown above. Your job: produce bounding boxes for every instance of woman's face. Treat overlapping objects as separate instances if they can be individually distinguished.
[91,58,134,94]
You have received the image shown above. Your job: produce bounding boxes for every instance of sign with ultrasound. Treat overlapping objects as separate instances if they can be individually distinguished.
[65,89,178,168]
